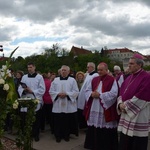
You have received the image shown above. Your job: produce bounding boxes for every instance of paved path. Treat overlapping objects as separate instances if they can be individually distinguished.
[5,128,86,150]
[4,129,150,150]
[33,129,86,150]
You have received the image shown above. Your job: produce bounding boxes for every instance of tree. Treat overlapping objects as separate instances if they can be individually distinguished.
[44,43,60,57]
[8,44,124,75]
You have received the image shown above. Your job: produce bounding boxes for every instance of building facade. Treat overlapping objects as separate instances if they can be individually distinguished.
[103,48,150,70]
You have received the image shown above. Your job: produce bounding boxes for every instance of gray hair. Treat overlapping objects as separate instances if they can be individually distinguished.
[60,65,70,71]
[87,62,96,69]
[114,65,121,71]
[131,57,145,68]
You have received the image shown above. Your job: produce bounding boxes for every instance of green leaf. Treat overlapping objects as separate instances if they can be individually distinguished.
[9,46,19,59]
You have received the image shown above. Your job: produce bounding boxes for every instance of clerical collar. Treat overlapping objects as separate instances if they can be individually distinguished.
[28,72,37,78]
[60,76,69,80]
[89,71,96,75]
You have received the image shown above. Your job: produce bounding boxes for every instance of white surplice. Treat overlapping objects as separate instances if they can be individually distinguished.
[49,76,79,113]
[85,80,118,128]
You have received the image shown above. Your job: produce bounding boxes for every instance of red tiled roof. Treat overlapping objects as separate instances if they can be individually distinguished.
[70,46,92,55]
[104,48,148,59]
[144,55,150,59]
[105,48,133,54]
[0,57,8,61]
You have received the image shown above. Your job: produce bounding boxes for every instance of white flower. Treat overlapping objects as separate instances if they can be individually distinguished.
[14,100,19,105]
[2,65,7,70]
[7,70,12,77]
[34,99,39,104]
[1,72,5,78]
[3,84,9,91]
[13,100,19,109]
[7,72,12,77]
[13,103,18,109]
[0,78,5,84]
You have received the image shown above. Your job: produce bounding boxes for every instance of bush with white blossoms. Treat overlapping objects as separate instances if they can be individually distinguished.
[0,47,39,149]
[0,47,19,149]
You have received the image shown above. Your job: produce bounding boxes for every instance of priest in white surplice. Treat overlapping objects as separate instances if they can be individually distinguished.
[49,65,79,143]
[77,62,99,129]
[18,62,45,142]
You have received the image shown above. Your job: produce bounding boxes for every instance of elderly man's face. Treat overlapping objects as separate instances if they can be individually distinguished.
[114,69,121,75]
[60,67,69,77]
[128,58,141,74]
[87,65,94,73]
[97,64,108,76]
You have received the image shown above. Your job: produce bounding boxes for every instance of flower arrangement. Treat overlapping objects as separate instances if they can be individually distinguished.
[12,98,39,150]
[0,47,19,148]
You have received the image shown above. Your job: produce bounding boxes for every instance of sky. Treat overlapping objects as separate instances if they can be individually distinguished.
[0,0,150,58]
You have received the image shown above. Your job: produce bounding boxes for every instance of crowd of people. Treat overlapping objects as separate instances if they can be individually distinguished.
[4,53,150,150]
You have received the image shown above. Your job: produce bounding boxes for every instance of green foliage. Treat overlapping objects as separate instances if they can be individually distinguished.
[0,47,19,148]
[143,65,150,71]
[12,99,38,150]
[9,45,125,74]
[0,95,8,149]
[11,56,25,71]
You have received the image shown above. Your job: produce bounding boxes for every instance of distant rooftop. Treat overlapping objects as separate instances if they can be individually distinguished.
[104,48,133,54]
[70,46,92,56]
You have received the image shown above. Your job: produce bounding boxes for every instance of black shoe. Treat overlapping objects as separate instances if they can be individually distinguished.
[56,138,61,143]
[64,137,70,142]
[34,136,39,142]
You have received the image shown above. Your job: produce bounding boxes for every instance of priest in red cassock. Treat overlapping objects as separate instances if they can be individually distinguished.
[84,62,119,150]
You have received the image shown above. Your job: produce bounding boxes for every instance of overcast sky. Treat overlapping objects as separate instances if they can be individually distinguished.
[0,0,150,58]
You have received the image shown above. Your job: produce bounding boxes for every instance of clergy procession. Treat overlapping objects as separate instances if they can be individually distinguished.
[4,54,150,150]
